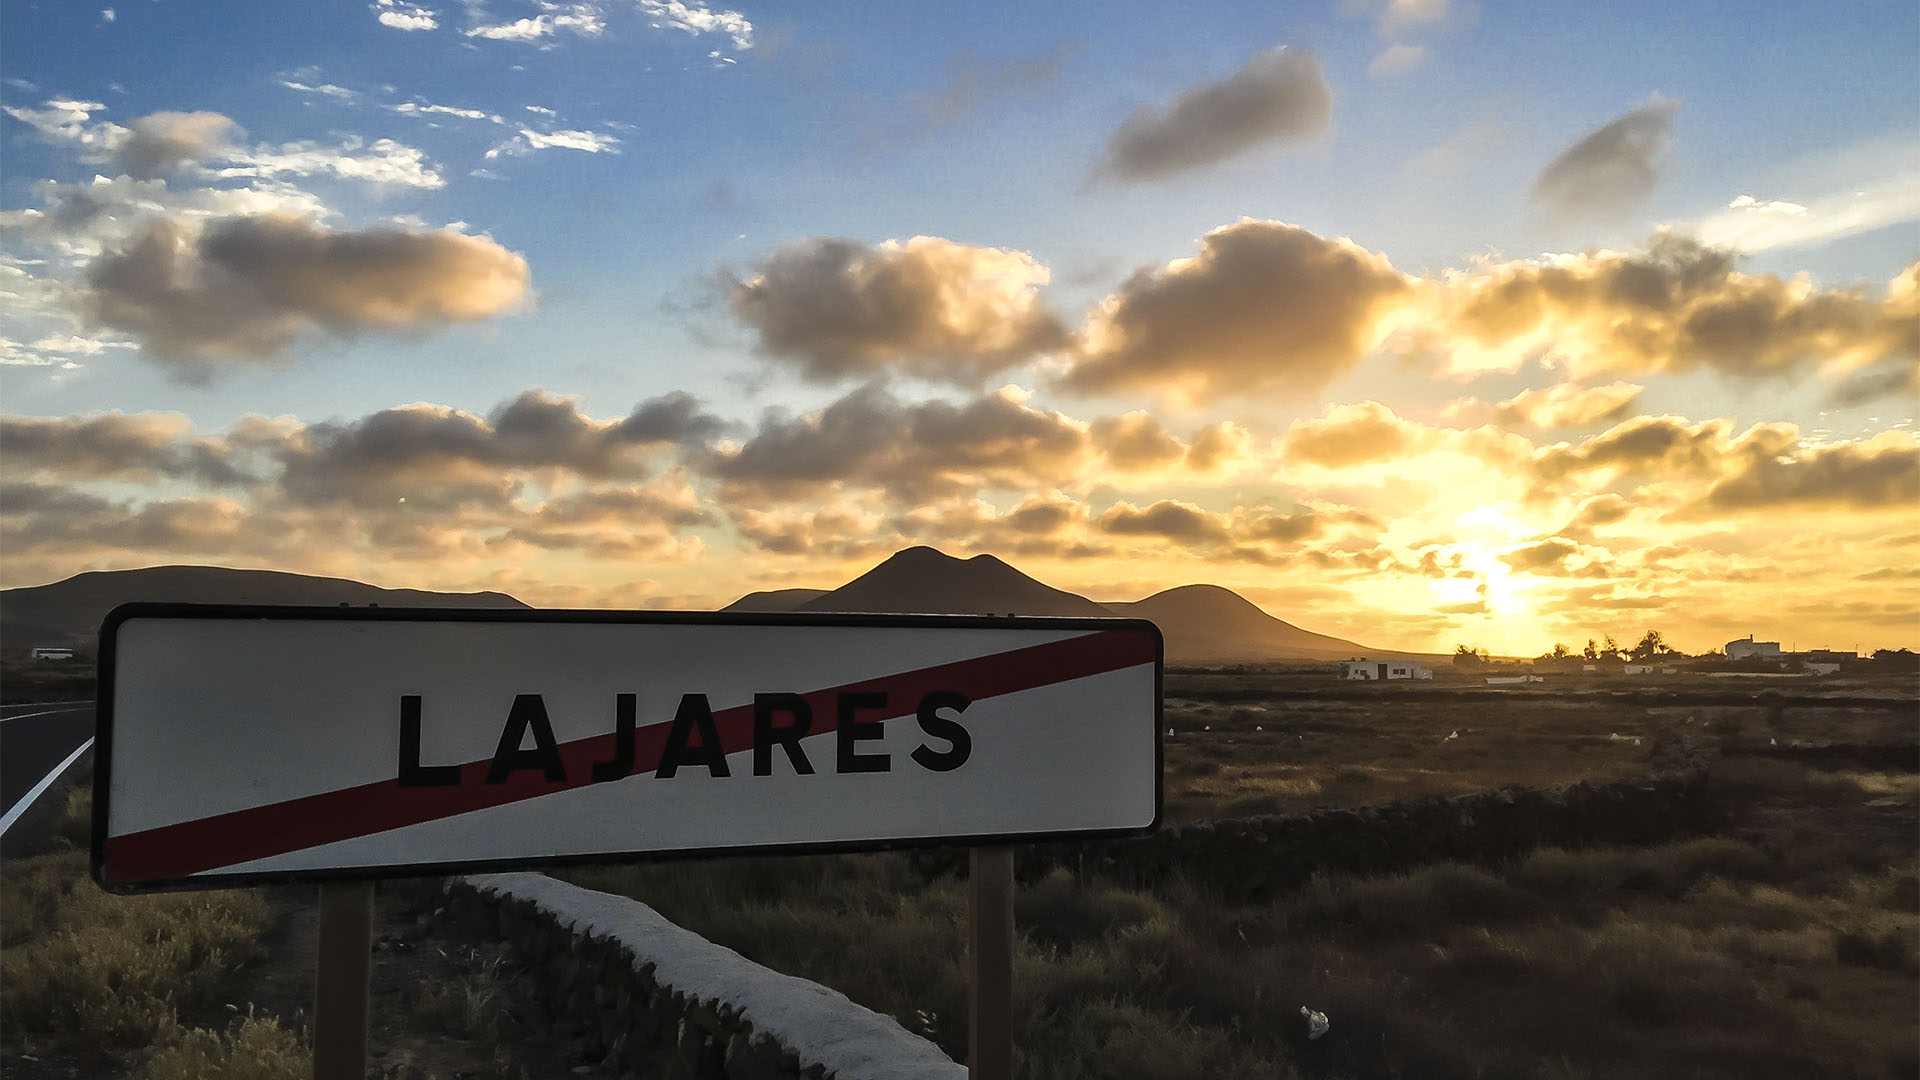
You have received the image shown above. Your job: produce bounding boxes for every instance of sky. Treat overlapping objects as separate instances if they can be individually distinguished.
[2,0,1916,656]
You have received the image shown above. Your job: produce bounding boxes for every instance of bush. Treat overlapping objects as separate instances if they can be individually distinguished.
[144,1015,307,1080]
[1281,863,1539,940]
[1,850,273,1049]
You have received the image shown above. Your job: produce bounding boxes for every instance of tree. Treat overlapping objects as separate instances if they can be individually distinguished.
[1583,639,1599,661]
[1630,629,1675,661]
[1602,634,1622,661]
[1552,642,1571,659]
[1453,644,1488,669]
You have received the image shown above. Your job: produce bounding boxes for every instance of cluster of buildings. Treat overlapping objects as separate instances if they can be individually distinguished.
[1335,659,1434,681]
[1330,636,1863,683]
[1723,636,1856,675]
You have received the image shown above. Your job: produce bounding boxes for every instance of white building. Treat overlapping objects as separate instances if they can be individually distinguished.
[1338,659,1433,681]
[1726,636,1782,661]
[1622,663,1656,675]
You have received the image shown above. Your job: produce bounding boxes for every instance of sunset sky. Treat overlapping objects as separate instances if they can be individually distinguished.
[3,0,1915,656]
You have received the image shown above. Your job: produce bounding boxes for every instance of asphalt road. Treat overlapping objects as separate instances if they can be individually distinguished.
[1,699,95,857]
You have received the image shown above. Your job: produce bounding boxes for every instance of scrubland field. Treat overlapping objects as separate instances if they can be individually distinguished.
[564,671,1919,1079]
[4,669,1915,1079]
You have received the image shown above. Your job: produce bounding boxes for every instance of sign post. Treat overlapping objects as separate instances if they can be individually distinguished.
[968,847,1015,1080]
[93,606,1161,1072]
[313,881,374,1080]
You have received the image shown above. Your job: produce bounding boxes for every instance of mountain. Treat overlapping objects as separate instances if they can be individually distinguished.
[1,565,526,650]
[792,547,1111,618]
[1104,584,1387,663]
[721,588,830,613]
[726,547,1419,663]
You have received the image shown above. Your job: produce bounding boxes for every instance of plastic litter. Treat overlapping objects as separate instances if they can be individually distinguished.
[1300,1005,1330,1040]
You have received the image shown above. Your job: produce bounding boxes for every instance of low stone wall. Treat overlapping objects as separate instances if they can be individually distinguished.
[914,764,1713,903]
[433,874,964,1080]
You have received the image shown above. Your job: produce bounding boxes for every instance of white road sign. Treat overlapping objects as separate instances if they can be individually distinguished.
[94,606,1162,891]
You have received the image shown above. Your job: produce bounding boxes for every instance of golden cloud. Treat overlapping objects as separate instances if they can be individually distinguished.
[1067,220,1409,404]
[83,213,529,371]
[1423,236,1918,386]
[727,235,1068,384]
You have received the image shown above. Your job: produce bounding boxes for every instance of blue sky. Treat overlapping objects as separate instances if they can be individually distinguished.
[3,0,1916,653]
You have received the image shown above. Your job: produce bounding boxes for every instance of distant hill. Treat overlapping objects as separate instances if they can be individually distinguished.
[1,565,526,650]
[723,547,1423,664]
[792,547,1112,618]
[1104,584,1410,663]
[721,588,830,613]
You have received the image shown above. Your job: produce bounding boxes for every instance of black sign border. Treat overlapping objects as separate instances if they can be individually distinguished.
[94,603,1164,893]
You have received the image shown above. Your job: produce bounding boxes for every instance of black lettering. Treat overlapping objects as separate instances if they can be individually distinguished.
[397,695,461,787]
[910,690,972,772]
[753,693,815,776]
[836,691,891,773]
[589,693,637,782]
[485,694,567,784]
[656,693,731,778]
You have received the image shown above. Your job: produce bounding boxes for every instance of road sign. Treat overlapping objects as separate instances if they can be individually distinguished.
[93,605,1162,891]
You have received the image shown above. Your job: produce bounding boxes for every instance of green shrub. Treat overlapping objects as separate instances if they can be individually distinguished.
[1,850,273,1049]
[1281,863,1539,940]
[143,1015,306,1080]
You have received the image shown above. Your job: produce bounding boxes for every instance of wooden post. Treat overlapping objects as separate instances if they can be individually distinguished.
[968,847,1014,1080]
[313,881,375,1080]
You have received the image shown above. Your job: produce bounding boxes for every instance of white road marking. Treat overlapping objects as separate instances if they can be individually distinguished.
[0,703,93,723]
[0,736,93,836]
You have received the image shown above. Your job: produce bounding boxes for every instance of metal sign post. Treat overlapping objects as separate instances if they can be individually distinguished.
[968,847,1015,1080]
[313,881,374,1080]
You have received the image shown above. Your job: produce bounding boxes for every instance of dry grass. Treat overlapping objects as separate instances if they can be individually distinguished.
[0,848,275,1050]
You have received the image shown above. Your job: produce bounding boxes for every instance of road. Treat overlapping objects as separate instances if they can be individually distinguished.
[1,699,96,857]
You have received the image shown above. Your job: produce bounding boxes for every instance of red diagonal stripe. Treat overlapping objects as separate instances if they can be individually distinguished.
[105,629,1155,883]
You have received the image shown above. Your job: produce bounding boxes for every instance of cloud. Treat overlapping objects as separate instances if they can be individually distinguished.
[1346,0,1452,37]
[0,174,331,258]
[81,214,529,371]
[1090,411,1184,471]
[466,4,605,42]
[1695,184,1920,255]
[1533,414,1745,482]
[909,45,1076,128]
[1066,220,1409,404]
[280,79,360,101]
[1499,536,1588,574]
[1280,401,1418,467]
[639,0,753,50]
[1421,236,1919,392]
[1533,98,1678,221]
[215,135,445,188]
[1701,430,1919,513]
[3,99,128,156]
[1098,499,1232,544]
[703,384,1094,502]
[1445,381,1645,429]
[374,0,437,30]
[0,411,264,486]
[485,127,621,158]
[727,236,1069,385]
[1367,43,1427,78]
[1561,492,1632,536]
[1185,421,1253,473]
[113,111,241,177]
[1095,46,1330,182]
[389,100,504,124]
